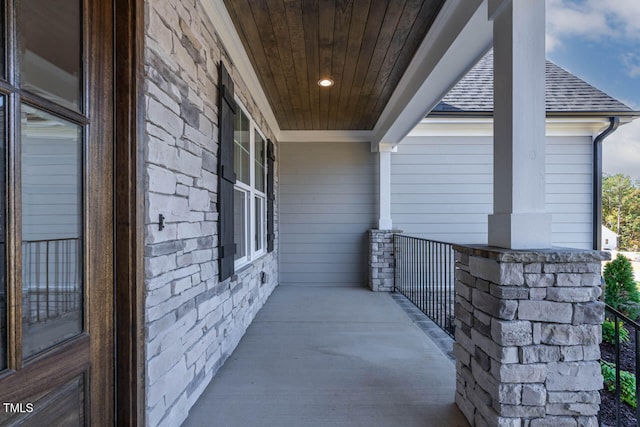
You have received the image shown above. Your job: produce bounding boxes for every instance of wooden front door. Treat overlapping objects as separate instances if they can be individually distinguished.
[0,0,114,425]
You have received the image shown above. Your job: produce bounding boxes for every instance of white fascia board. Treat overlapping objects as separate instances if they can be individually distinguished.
[202,0,281,140]
[409,116,631,138]
[372,0,492,148]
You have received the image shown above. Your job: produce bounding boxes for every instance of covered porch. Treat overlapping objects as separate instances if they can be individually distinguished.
[182,285,466,427]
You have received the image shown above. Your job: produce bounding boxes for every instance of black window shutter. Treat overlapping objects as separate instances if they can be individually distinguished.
[267,139,275,252]
[218,63,236,280]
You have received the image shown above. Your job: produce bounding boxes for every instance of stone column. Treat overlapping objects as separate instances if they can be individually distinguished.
[368,229,401,292]
[453,245,609,426]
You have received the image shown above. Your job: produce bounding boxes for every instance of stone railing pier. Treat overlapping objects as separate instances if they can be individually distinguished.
[452,245,609,426]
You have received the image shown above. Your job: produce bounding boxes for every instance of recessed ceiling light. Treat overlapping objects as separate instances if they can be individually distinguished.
[318,78,334,87]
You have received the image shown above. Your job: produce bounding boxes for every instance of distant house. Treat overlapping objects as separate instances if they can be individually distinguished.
[389,51,636,249]
[602,225,619,250]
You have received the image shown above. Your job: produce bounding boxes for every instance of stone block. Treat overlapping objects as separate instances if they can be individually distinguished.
[490,284,530,300]
[456,268,475,286]
[546,403,599,416]
[559,345,583,362]
[491,361,547,383]
[468,382,493,411]
[582,345,600,361]
[476,278,491,292]
[497,383,522,405]
[472,329,519,364]
[474,347,491,371]
[546,287,600,303]
[529,288,547,300]
[471,359,500,394]
[518,300,572,323]
[555,273,581,287]
[491,319,533,346]
[525,263,542,273]
[456,326,476,355]
[543,263,601,274]
[519,345,561,364]
[455,392,476,425]
[546,361,603,391]
[540,324,601,346]
[454,343,471,365]
[455,281,472,301]
[473,289,518,320]
[470,256,524,285]
[522,383,546,406]
[530,416,577,427]
[576,416,598,427]
[525,273,555,287]
[493,403,545,418]
[547,391,600,404]
[572,301,604,325]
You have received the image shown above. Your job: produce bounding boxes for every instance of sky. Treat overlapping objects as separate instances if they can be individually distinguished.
[545,0,640,182]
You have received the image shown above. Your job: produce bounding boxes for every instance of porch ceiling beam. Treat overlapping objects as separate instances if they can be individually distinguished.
[372,0,492,149]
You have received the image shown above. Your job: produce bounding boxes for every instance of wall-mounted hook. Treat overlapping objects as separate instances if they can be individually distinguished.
[158,214,165,231]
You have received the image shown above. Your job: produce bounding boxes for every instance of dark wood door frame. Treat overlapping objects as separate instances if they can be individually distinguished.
[114,0,145,425]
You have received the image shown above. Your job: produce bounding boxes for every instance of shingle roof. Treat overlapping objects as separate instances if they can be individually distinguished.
[432,51,633,114]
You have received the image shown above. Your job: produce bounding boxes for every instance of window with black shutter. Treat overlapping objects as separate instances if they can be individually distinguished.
[218,63,236,281]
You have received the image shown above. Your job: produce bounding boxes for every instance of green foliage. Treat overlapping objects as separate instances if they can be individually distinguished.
[604,254,639,317]
[602,174,640,251]
[601,360,637,408]
[602,319,630,345]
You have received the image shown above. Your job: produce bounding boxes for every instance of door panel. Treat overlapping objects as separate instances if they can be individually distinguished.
[0,0,114,425]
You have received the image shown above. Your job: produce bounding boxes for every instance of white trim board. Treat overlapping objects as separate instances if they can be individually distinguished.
[408,117,633,138]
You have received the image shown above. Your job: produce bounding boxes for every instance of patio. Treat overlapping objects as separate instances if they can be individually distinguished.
[182,285,467,427]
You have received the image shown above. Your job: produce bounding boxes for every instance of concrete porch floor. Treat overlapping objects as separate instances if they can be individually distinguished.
[182,285,468,427]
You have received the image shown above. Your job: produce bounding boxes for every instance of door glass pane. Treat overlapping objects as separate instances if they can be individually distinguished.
[0,97,5,371]
[254,131,265,193]
[234,109,250,184]
[21,105,82,359]
[18,0,81,111]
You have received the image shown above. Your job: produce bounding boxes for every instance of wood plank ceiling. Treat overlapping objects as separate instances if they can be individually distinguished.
[224,0,445,130]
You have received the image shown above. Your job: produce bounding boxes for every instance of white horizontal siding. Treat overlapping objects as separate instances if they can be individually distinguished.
[279,141,376,286]
[391,135,593,249]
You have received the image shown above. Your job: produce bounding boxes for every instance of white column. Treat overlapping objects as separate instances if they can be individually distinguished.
[376,143,395,230]
[487,0,552,249]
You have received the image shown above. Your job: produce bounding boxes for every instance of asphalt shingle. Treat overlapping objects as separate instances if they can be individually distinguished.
[433,51,632,114]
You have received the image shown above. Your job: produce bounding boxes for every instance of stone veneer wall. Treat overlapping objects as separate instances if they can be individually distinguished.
[144,1,278,426]
[368,230,401,291]
[453,245,608,427]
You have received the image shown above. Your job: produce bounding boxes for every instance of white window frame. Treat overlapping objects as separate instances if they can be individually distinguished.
[234,99,267,269]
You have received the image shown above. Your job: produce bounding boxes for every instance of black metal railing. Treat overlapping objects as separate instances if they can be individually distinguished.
[393,235,455,337]
[600,304,640,427]
[22,238,81,324]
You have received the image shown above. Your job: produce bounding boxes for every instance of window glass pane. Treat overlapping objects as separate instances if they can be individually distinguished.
[18,0,81,111]
[0,97,5,371]
[255,196,263,252]
[0,2,4,79]
[21,105,82,359]
[233,189,246,261]
[255,131,265,193]
[234,109,250,184]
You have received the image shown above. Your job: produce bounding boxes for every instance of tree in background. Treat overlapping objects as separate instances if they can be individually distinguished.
[602,174,640,251]
[604,254,640,318]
